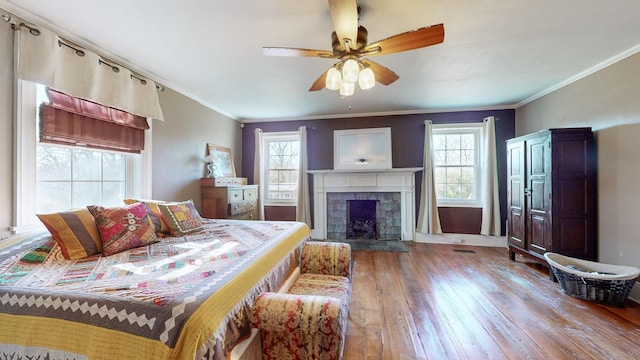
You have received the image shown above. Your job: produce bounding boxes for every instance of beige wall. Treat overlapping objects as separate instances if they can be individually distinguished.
[516,52,640,301]
[153,88,241,210]
[0,23,240,237]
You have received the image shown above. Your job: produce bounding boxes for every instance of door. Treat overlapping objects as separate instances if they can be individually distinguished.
[525,135,550,255]
[506,141,525,248]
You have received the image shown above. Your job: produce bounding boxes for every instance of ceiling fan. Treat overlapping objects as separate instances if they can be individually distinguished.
[262,0,444,96]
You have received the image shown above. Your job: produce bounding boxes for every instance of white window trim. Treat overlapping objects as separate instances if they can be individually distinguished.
[432,123,483,208]
[12,80,152,234]
[261,131,299,206]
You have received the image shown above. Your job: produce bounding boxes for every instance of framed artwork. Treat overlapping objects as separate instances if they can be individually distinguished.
[334,127,392,170]
[206,143,236,177]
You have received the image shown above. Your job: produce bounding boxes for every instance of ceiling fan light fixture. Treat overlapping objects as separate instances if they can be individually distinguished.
[342,58,360,83]
[339,80,355,96]
[264,1,445,97]
[358,67,375,90]
[326,67,342,91]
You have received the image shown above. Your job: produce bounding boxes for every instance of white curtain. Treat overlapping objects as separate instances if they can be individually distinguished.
[417,120,442,234]
[480,116,501,236]
[253,128,265,220]
[296,126,311,225]
[15,20,164,120]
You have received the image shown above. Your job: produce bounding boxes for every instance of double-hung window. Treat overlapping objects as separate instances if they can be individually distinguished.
[15,81,150,231]
[262,132,300,205]
[432,124,482,207]
[36,145,127,213]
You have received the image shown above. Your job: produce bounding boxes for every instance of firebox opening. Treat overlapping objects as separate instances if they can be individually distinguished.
[347,200,379,239]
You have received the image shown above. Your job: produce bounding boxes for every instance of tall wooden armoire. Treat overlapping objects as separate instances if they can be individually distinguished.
[506,128,597,277]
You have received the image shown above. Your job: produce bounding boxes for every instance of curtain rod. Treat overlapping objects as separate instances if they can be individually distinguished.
[2,11,165,92]
[2,13,40,36]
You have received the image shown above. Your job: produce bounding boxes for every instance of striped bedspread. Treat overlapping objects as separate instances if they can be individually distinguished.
[0,219,310,360]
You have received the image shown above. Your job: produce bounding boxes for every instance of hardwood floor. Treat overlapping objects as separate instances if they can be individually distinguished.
[343,243,640,360]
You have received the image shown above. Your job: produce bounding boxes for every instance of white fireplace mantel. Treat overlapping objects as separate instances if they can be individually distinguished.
[309,168,422,241]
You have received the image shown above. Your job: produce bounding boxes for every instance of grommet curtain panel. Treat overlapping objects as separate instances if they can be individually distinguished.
[296,126,311,226]
[480,116,501,236]
[416,120,442,234]
[253,128,265,220]
[16,22,164,120]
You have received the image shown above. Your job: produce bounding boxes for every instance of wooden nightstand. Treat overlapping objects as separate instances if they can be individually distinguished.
[200,178,258,220]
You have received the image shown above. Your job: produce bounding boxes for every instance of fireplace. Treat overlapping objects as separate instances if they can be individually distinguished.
[347,200,378,239]
[327,193,400,240]
[310,168,421,241]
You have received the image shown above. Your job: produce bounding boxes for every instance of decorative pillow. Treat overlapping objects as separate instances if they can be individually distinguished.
[36,208,102,259]
[158,199,204,236]
[88,202,158,257]
[123,198,171,234]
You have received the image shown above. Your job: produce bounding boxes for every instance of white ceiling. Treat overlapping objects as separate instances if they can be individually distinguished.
[2,0,640,122]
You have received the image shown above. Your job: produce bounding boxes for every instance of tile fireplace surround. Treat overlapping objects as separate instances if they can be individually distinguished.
[309,168,422,241]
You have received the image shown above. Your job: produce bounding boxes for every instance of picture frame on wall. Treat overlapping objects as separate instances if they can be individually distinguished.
[206,143,236,177]
[334,127,392,170]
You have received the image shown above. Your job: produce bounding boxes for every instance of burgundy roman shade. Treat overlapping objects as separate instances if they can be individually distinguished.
[39,88,149,153]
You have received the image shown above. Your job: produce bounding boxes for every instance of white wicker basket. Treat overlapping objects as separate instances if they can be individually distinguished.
[544,252,640,307]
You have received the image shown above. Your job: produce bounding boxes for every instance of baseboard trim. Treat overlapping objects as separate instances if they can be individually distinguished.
[415,232,507,248]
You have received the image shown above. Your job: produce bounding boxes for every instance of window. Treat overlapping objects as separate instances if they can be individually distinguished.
[14,81,151,232]
[432,124,482,207]
[36,146,127,213]
[35,85,130,213]
[263,132,299,205]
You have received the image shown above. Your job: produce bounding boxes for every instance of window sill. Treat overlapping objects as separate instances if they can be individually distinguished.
[436,202,482,208]
[264,202,297,207]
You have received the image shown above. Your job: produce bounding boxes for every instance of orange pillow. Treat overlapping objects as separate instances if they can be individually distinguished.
[37,208,102,259]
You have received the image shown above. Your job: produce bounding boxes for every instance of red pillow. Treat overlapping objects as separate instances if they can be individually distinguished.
[88,202,158,256]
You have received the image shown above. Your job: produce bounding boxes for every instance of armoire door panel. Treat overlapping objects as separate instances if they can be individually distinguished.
[509,147,522,175]
[528,141,547,176]
[529,213,547,253]
[510,179,522,207]
[530,179,546,211]
[509,210,524,246]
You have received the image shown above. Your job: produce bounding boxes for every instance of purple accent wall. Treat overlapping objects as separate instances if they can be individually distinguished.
[242,109,516,234]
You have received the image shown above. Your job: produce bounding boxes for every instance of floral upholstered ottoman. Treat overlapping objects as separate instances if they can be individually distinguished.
[250,241,351,360]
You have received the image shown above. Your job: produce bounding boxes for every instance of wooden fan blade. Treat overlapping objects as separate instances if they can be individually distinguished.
[309,70,329,91]
[263,47,335,58]
[361,59,399,86]
[365,23,444,56]
[328,0,358,51]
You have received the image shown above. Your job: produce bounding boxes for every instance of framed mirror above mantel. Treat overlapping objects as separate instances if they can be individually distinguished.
[334,127,392,171]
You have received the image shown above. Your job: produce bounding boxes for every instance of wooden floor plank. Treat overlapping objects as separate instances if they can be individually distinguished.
[375,253,428,360]
[432,245,548,360]
[396,247,460,359]
[343,243,640,360]
[346,251,383,360]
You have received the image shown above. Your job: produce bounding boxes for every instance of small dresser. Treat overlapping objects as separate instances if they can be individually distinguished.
[200,177,259,220]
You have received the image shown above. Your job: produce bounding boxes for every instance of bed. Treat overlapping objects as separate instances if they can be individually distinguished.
[0,216,310,360]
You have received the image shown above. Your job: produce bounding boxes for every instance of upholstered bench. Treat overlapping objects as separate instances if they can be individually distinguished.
[250,241,352,360]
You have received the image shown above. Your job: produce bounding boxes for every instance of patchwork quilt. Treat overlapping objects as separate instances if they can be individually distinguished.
[0,219,309,360]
